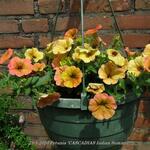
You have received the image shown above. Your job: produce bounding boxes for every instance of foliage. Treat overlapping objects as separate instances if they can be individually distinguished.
[0,77,35,149]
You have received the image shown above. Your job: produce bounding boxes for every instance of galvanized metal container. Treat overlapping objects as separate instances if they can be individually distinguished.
[38,94,139,150]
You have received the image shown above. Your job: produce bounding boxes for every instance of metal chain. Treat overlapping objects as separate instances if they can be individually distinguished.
[107,0,127,57]
[51,0,65,41]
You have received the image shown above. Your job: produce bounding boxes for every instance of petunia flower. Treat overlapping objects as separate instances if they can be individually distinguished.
[37,92,61,108]
[72,43,100,63]
[144,56,150,72]
[61,66,83,88]
[143,44,150,57]
[64,28,78,39]
[88,93,117,120]
[86,83,105,94]
[84,24,102,36]
[54,66,67,87]
[46,38,73,55]
[25,48,44,62]
[124,47,136,56]
[8,57,33,77]
[33,63,46,72]
[0,48,13,64]
[98,61,126,85]
[127,56,144,77]
[107,49,126,67]
[54,66,83,88]
[51,55,63,69]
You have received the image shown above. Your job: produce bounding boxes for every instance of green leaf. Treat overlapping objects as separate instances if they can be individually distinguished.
[145,78,150,84]
[31,76,39,85]
[34,71,52,87]
[118,79,126,92]
[24,88,31,96]
[24,77,33,86]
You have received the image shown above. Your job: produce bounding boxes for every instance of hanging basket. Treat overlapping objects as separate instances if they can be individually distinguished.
[37,0,142,150]
[38,93,140,150]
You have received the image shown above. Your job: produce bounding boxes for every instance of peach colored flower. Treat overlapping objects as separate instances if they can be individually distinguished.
[52,55,63,69]
[88,93,117,120]
[85,24,102,36]
[37,92,61,108]
[33,63,46,72]
[144,56,150,72]
[54,66,67,87]
[0,48,13,64]
[98,61,126,85]
[124,47,136,56]
[8,57,33,77]
[64,28,78,39]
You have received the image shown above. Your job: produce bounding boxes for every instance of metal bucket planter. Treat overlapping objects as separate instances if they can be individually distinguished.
[38,93,140,150]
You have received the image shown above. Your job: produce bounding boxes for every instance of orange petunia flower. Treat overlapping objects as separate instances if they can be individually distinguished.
[124,47,136,56]
[8,57,33,77]
[52,55,63,69]
[84,24,102,36]
[64,28,78,39]
[54,66,67,87]
[33,63,46,72]
[144,56,150,72]
[37,92,61,108]
[88,93,117,120]
[0,48,13,64]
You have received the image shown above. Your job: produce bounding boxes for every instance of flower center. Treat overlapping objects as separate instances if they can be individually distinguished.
[99,100,108,106]
[69,72,77,78]
[137,66,143,72]
[87,51,94,57]
[16,63,24,70]
[112,51,118,56]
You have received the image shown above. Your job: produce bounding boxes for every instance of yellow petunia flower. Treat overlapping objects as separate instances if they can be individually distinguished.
[143,44,150,57]
[46,38,73,55]
[61,66,83,88]
[107,49,126,66]
[98,61,126,85]
[25,48,44,62]
[86,83,105,94]
[72,43,100,63]
[127,56,144,77]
